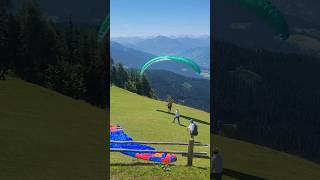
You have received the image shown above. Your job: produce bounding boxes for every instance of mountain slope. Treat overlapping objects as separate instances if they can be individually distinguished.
[178,46,210,68]
[146,70,210,112]
[0,77,107,180]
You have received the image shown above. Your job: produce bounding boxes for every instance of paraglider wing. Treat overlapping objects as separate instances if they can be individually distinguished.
[97,15,110,43]
[224,0,289,40]
[110,125,177,164]
[140,56,201,76]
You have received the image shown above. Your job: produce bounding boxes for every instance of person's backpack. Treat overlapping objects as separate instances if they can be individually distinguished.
[192,123,198,136]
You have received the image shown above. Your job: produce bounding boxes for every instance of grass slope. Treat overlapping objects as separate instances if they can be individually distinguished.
[111,86,320,180]
[2,78,319,180]
[110,86,211,180]
[0,77,107,180]
[213,135,320,180]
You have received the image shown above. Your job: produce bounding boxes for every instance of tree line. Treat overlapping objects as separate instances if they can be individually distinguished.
[0,0,110,107]
[110,62,156,98]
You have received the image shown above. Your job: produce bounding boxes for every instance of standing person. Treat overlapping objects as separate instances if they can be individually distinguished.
[187,119,198,139]
[172,109,180,124]
[211,147,223,180]
[167,101,172,113]
[167,96,174,113]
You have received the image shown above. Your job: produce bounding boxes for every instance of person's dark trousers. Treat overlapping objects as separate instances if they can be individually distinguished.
[173,116,180,124]
[211,172,222,180]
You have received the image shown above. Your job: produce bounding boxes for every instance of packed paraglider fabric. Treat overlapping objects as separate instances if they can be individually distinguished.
[140,56,201,76]
[224,0,289,40]
[110,125,177,164]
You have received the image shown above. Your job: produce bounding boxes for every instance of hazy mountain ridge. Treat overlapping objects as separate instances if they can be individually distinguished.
[110,41,208,79]
[112,36,210,69]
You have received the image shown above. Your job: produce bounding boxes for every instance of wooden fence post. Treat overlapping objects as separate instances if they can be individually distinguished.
[187,139,194,166]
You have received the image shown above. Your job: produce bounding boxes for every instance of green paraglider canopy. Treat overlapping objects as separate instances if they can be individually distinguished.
[224,0,289,40]
[98,15,110,43]
[140,56,201,76]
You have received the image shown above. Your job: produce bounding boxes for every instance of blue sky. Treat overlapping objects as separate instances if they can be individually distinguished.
[111,0,210,37]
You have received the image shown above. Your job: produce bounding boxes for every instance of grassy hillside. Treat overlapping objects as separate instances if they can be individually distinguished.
[2,78,319,179]
[110,86,211,179]
[213,135,320,180]
[0,77,107,180]
[111,86,320,180]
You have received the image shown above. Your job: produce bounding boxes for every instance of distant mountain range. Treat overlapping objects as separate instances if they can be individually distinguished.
[111,35,210,69]
[110,41,209,79]
[115,35,209,56]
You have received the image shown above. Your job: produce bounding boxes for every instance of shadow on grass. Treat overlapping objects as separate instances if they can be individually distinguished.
[156,110,210,126]
[223,168,266,180]
[178,123,187,127]
[183,165,208,170]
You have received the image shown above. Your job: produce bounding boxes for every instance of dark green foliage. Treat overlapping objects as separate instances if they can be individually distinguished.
[44,60,86,99]
[114,64,128,87]
[0,0,11,75]
[139,75,153,97]
[3,0,109,108]
[111,63,155,98]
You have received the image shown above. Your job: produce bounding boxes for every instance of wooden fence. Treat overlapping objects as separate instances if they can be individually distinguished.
[110,139,209,166]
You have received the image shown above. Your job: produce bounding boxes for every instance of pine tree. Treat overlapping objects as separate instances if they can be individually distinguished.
[140,75,152,97]
[17,0,47,82]
[115,63,128,88]
[0,0,11,76]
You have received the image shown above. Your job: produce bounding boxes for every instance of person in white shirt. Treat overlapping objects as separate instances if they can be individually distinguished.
[172,109,180,124]
[211,147,223,180]
[187,119,197,138]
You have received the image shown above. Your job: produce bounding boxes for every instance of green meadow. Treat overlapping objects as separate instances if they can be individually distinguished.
[1,78,320,180]
[0,77,107,180]
[110,86,211,179]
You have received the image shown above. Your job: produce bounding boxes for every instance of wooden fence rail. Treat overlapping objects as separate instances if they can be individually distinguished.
[110,140,209,147]
[110,148,207,156]
[110,139,210,166]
